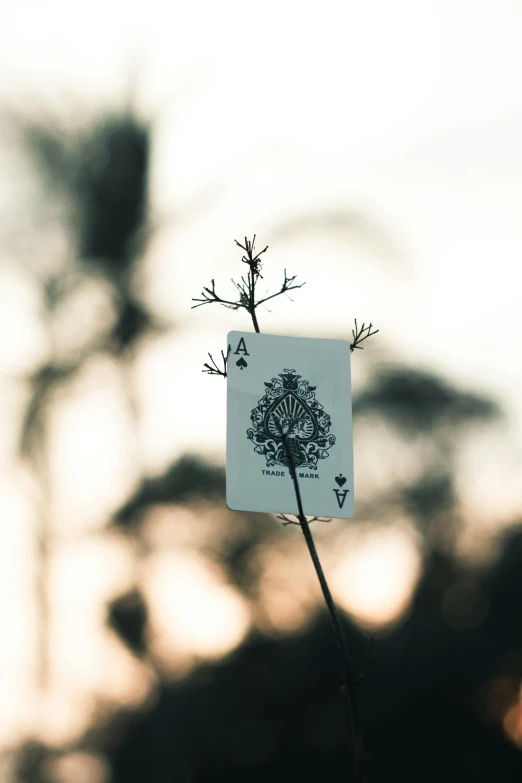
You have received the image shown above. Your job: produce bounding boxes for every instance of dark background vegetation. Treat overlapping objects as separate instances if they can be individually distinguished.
[9,106,522,783]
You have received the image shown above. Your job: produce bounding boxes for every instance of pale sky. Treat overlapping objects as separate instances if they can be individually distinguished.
[3,0,520,436]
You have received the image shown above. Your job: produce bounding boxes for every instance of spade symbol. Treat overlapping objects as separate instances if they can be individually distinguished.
[236,357,248,370]
[335,474,347,487]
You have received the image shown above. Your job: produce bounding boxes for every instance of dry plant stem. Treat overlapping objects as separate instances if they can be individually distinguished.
[350,319,379,353]
[194,237,373,778]
[249,265,260,333]
[196,236,377,376]
[281,434,365,782]
[249,280,366,781]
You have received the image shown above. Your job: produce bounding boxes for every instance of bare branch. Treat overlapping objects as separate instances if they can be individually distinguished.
[277,514,332,526]
[191,238,304,334]
[202,346,230,378]
[309,516,333,524]
[191,279,245,311]
[235,234,268,280]
[230,277,251,308]
[277,514,301,526]
[256,269,306,308]
[350,318,379,352]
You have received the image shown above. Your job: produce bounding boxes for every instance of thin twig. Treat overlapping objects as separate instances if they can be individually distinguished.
[192,237,304,341]
[202,346,231,378]
[350,319,379,352]
[191,278,241,310]
[256,270,305,308]
[277,514,332,526]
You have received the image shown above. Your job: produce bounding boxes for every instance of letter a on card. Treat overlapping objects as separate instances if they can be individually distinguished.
[226,331,354,518]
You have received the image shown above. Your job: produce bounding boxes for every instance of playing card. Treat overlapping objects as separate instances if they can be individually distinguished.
[226,331,354,518]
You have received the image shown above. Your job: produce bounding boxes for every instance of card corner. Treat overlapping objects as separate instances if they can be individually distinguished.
[225,496,239,513]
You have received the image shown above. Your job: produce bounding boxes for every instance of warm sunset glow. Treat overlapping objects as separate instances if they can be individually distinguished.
[142,551,250,666]
[47,356,140,533]
[455,427,522,563]
[0,474,38,746]
[44,751,110,783]
[503,687,522,749]
[332,527,422,629]
[0,263,48,374]
[32,534,154,745]
[30,691,97,748]
[253,537,321,635]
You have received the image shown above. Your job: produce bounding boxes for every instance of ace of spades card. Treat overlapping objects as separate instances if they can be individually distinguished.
[226,331,354,518]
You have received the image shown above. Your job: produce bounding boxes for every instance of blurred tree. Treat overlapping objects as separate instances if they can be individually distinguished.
[353,366,498,437]
[113,456,226,526]
[49,525,519,783]
[10,101,520,783]
[23,110,157,351]
[87,526,522,783]
[18,106,158,696]
[354,366,501,551]
[51,366,512,783]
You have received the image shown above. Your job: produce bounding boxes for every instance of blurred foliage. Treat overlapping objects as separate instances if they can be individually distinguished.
[73,115,149,273]
[21,108,159,363]
[14,104,163,729]
[10,102,522,783]
[355,366,502,553]
[15,524,522,782]
[353,366,500,436]
[108,589,149,658]
[114,456,226,528]
[401,471,455,524]
[19,106,162,453]
[24,112,149,279]
[17,365,521,783]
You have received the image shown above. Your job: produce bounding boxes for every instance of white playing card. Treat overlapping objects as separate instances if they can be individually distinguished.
[226,331,354,518]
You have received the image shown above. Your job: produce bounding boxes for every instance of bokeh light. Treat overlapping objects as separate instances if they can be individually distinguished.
[332,525,422,630]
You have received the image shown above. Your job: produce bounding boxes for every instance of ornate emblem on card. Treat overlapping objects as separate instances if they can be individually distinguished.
[246,369,336,470]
